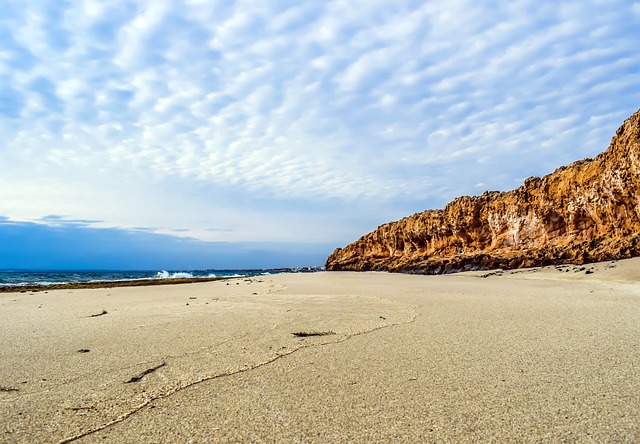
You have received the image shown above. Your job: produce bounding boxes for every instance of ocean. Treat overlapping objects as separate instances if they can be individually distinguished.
[0,267,320,288]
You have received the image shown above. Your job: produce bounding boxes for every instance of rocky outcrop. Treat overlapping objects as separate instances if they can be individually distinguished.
[326,108,640,273]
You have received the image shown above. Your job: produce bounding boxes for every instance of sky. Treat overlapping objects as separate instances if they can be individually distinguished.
[1,0,640,269]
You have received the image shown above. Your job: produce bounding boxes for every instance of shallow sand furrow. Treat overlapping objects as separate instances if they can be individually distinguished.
[59,310,418,443]
[0,278,415,443]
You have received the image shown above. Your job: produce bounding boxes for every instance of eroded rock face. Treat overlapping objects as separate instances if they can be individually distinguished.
[326,108,640,273]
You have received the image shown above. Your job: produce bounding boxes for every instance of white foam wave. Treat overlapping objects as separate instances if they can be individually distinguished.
[156,271,195,279]
[206,273,246,278]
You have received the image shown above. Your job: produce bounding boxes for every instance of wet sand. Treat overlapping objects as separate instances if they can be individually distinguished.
[1,260,639,443]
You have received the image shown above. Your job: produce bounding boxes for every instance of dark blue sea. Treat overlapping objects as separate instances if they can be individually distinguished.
[0,267,320,288]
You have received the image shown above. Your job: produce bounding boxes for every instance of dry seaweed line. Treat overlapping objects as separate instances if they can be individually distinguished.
[125,362,166,383]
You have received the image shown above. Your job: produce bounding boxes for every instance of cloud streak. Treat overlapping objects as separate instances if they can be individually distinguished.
[1,0,639,252]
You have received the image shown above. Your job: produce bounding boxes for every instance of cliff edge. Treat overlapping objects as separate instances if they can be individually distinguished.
[326,108,640,274]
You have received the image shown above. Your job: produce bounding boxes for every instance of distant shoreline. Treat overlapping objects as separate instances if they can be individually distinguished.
[0,276,232,293]
[0,267,323,292]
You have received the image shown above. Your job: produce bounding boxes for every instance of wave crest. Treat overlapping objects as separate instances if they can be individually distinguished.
[155,271,194,279]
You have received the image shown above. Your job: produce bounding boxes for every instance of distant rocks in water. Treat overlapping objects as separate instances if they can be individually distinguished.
[326,108,640,274]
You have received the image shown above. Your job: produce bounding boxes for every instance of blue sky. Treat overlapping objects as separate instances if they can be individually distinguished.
[1,0,640,269]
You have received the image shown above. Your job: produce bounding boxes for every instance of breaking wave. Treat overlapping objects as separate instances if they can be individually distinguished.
[155,271,195,279]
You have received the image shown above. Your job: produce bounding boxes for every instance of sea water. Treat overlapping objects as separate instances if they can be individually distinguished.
[0,267,320,288]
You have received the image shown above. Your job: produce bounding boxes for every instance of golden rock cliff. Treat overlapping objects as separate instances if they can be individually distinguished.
[326,108,640,273]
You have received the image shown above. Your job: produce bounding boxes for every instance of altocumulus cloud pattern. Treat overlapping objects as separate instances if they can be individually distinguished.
[1,0,640,248]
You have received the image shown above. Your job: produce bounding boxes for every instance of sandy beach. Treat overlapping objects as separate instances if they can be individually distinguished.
[1,260,639,443]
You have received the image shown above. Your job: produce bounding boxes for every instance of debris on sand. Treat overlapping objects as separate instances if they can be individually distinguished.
[125,362,166,383]
[291,331,335,338]
[89,310,108,318]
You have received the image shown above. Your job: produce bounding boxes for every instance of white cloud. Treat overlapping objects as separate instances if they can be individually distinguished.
[0,0,639,245]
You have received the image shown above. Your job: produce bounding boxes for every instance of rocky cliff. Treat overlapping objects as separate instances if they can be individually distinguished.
[326,108,640,273]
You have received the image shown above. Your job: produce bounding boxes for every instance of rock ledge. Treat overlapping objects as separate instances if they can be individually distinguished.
[326,109,640,273]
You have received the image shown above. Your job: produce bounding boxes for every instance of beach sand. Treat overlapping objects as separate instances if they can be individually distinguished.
[1,260,639,443]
